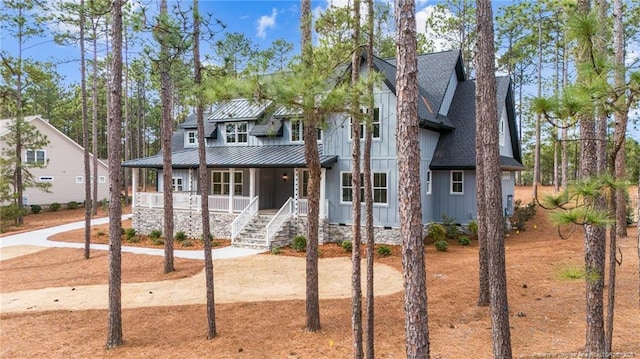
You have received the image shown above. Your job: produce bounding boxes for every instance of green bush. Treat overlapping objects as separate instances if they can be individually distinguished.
[341,240,353,252]
[151,237,164,245]
[127,235,140,243]
[124,228,136,240]
[467,220,478,235]
[511,200,537,231]
[457,236,470,245]
[100,198,108,212]
[292,235,307,252]
[181,239,193,247]
[175,231,187,242]
[377,245,392,256]
[149,229,162,240]
[434,240,448,251]
[271,247,282,255]
[0,205,27,230]
[427,223,446,242]
[97,230,106,236]
[442,214,460,239]
[50,202,61,211]
[31,205,42,214]
[67,201,78,210]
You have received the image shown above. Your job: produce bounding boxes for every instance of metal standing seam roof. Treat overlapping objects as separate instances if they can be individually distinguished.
[122,144,337,169]
[208,99,272,122]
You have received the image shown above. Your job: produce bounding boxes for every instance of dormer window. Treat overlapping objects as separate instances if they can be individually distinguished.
[291,119,322,142]
[225,122,248,143]
[185,130,197,147]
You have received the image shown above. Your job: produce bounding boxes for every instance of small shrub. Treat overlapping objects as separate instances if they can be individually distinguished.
[100,198,108,212]
[377,245,392,256]
[442,214,460,239]
[124,228,136,240]
[434,240,448,251]
[511,200,537,231]
[181,239,193,247]
[457,236,470,245]
[292,235,307,252]
[1,205,27,230]
[149,229,162,240]
[555,264,585,280]
[31,205,42,214]
[427,223,446,242]
[67,201,78,210]
[211,240,221,247]
[467,220,478,235]
[341,240,353,252]
[175,231,187,242]
[151,237,164,245]
[271,247,281,255]
[127,235,140,243]
[97,230,106,236]
[50,202,61,211]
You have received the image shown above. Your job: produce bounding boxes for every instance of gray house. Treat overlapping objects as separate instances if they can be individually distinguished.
[123,50,524,249]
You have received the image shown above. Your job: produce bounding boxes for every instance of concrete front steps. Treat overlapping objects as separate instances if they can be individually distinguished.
[232,214,278,250]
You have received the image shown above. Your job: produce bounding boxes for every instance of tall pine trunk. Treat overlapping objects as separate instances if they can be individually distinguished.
[301,0,321,332]
[365,1,375,357]
[395,1,429,357]
[80,0,92,260]
[106,0,124,348]
[476,0,513,357]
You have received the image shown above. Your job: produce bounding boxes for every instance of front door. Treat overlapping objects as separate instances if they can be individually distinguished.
[258,168,293,210]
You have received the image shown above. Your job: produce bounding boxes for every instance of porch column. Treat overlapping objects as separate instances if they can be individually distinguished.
[249,168,256,200]
[228,168,235,213]
[132,168,138,210]
[320,168,326,219]
[293,168,299,217]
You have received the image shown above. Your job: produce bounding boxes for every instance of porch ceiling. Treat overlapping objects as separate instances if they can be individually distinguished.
[122,144,338,169]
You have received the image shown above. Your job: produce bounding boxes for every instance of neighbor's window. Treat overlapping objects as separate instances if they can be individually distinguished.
[425,170,432,194]
[341,172,387,204]
[211,171,243,195]
[26,149,46,164]
[76,176,84,184]
[39,176,54,182]
[501,171,511,181]
[172,177,183,192]
[291,120,322,142]
[99,176,106,184]
[450,171,463,194]
[225,122,248,143]
[350,107,380,140]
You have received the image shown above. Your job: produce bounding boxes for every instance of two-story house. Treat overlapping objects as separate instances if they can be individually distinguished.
[123,50,524,249]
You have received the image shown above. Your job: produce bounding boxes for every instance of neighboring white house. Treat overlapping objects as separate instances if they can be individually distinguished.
[0,115,109,206]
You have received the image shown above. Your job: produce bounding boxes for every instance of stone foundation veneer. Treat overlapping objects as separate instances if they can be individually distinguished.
[133,207,433,245]
[133,207,235,239]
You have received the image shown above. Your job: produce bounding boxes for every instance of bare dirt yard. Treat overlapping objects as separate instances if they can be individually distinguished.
[1,187,639,358]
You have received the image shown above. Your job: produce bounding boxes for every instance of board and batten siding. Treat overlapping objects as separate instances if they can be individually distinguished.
[430,170,478,224]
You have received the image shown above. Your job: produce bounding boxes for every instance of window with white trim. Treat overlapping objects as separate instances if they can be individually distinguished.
[99,176,106,184]
[501,171,511,180]
[425,170,432,194]
[26,149,46,164]
[211,171,243,195]
[350,108,380,140]
[76,176,84,184]
[186,130,197,146]
[341,172,387,204]
[291,120,322,142]
[225,122,248,143]
[450,171,464,194]
[39,176,54,182]
[172,177,184,192]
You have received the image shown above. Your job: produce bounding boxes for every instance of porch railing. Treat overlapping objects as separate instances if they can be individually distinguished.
[265,197,294,248]
[231,196,259,242]
[136,192,251,213]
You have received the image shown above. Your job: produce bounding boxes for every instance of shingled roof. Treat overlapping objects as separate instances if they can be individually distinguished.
[371,50,462,131]
[430,76,524,171]
[122,144,337,169]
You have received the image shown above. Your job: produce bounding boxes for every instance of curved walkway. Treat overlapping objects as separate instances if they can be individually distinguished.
[0,216,404,314]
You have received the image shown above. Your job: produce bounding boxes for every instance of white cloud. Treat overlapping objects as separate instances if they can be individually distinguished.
[416,4,452,52]
[256,8,278,39]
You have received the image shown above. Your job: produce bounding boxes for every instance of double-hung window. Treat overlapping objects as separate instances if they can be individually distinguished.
[225,122,248,143]
[341,172,387,204]
[450,171,464,194]
[26,149,46,164]
[211,171,243,195]
[291,120,322,142]
[186,130,197,146]
[172,177,184,192]
[350,108,380,140]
